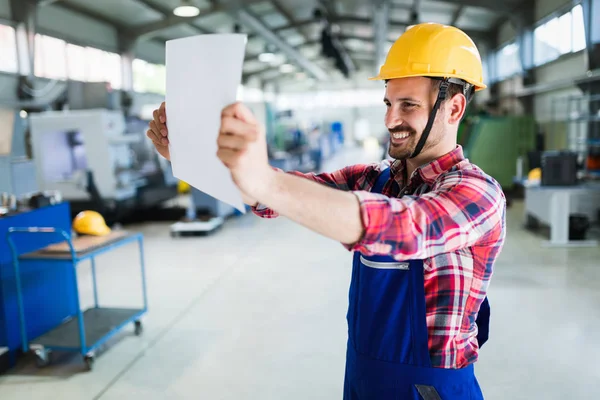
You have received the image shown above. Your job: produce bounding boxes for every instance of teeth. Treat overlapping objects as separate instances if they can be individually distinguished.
[392,133,409,139]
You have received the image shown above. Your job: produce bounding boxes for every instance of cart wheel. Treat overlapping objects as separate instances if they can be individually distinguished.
[84,355,95,371]
[34,348,51,368]
[134,320,143,336]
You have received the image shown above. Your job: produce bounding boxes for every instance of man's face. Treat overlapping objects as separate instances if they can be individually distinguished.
[383,77,446,160]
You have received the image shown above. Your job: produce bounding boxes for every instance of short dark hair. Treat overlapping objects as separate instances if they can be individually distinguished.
[430,79,474,105]
[384,77,475,104]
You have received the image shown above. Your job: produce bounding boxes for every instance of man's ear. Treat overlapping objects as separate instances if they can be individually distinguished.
[446,93,467,125]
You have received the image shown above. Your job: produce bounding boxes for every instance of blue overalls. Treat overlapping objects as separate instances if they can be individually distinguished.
[343,167,490,400]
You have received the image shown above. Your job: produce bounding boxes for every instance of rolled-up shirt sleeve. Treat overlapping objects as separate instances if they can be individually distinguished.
[347,168,506,261]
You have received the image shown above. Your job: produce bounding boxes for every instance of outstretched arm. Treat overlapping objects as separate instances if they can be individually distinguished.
[252,167,506,258]
[251,164,377,218]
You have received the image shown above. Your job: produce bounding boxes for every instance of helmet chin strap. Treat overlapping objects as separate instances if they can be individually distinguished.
[410,79,449,159]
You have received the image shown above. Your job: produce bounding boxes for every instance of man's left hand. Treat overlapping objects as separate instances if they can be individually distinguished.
[217,102,274,200]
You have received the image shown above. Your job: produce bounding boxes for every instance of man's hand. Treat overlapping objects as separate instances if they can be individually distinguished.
[147,102,170,161]
[217,102,275,202]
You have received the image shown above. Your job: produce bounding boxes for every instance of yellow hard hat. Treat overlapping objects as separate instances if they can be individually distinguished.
[528,168,542,181]
[72,210,111,236]
[370,22,487,91]
[178,180,190,194]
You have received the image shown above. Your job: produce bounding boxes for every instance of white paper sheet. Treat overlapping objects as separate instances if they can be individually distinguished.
[165,34,247,213]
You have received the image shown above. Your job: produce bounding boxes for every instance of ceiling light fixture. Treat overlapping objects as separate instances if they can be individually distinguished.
[173,0,200,17]
[258,52,276,63]
[280,63,294,73]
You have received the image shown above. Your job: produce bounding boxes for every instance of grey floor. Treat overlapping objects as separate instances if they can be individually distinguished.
[1,144,599,399]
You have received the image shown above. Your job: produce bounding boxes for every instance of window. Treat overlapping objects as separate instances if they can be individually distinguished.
[533,4,587,67]
[0,24,18,73]
[65,44,122,89]
[572,4,586,52]
[496,42,521,80]
[86,47,107,83]
[557,12,572,55]
[66,43,88,81]
[104,52,122,90]
[534,18,561,66]
[34,34,67,79]
[133,59,166,94]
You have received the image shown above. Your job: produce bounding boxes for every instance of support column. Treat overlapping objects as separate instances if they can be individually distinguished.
[9,0,37,79]
[118,31,138,92]
[513,5,535,115]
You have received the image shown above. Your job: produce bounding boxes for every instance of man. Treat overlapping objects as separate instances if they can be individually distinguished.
[147,23,505,400]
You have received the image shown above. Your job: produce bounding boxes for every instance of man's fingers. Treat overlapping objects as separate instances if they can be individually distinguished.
[152,109,168,137]
[149,120,168,145]
[221,102,258,125]
[220,116,259,141]
[159,102,166,123]
[146,129,164,147]
[217,133,249,151]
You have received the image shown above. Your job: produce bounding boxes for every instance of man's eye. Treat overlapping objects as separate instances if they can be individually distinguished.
[402,103,417,109]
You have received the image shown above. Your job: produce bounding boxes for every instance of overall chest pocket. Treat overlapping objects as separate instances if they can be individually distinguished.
[351,256,418,363]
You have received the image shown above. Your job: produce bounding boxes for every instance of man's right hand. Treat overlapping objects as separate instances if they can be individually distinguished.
[147,102,170,161]
[146,101,259,207]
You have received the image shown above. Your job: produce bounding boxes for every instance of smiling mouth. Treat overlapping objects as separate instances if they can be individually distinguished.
[390,132,411,145]
[391,132,410,140]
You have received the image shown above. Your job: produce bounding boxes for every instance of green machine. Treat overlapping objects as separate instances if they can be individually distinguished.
[459,115,537,189]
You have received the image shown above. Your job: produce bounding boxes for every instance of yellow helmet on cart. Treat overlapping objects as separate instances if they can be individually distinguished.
[72,210,111,236]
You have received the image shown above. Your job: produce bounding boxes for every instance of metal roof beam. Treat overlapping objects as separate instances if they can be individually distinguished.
[57,0,136,34]
[333,15,494,42]
[235,8,328,81]
[436,0,515,16]
[132,0,212,38]
[131,0,267,39]
[242,54,321,81]
[270,0,312,43]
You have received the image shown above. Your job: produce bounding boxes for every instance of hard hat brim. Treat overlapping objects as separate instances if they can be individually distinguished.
[368,71,487,91]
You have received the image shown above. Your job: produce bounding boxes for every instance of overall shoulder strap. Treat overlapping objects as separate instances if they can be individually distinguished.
[371,167,391,194]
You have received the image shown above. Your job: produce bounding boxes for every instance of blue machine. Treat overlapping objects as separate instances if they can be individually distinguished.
[0,202,73,367]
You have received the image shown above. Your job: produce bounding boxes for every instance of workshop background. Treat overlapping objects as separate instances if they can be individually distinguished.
[0,0,599,399]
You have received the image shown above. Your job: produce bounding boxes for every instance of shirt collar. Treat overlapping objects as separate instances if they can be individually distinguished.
[390,145,465,184]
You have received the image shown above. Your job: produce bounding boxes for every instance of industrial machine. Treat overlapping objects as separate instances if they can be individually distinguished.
[460,115,537,190]
[0,108,39,198]
[28,109,179,222]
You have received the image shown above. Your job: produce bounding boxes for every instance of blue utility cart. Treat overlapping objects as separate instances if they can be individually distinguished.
[6,228,147,371]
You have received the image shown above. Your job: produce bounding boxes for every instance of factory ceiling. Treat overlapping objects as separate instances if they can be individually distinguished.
[6,0,534,90]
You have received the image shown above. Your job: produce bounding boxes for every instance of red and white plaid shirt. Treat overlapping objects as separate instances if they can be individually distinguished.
[253,146,506,369]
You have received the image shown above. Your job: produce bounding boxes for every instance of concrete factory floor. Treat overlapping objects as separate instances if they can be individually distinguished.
[0,144,599,400]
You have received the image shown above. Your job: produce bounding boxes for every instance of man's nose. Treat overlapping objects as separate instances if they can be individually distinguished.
[385,112,403,131]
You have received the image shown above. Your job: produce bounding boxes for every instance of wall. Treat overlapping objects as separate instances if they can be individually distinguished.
[535,0,574,20]
[533,52,587,123]
[488,0,590,151]
[532,51,587,150]
[497,20,517,45]
[498,76,526,115]
[36,6,118,52]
